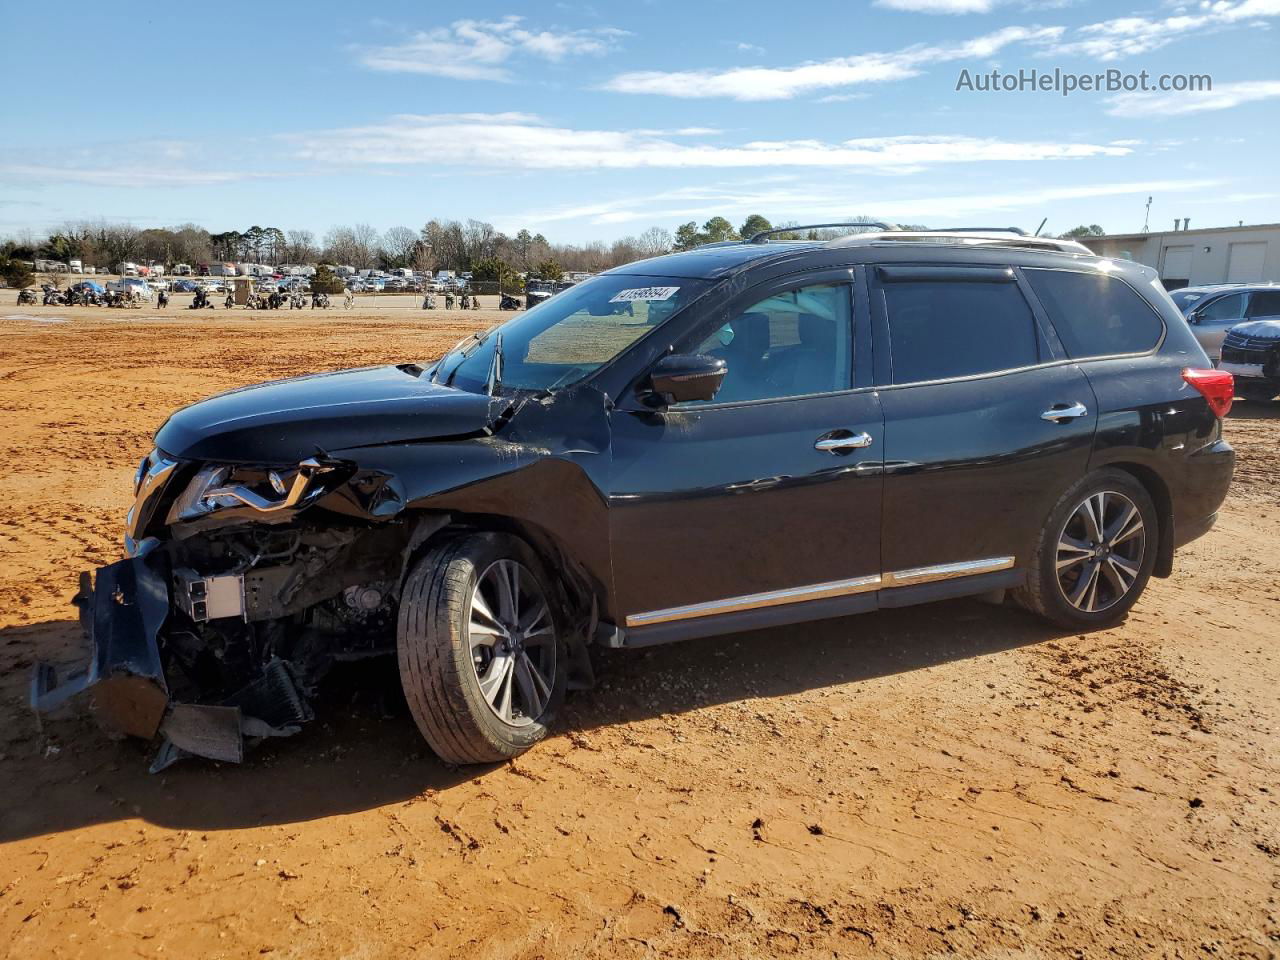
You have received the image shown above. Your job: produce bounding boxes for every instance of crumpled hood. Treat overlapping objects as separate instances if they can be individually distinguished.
[156,365,500,463]
[1229,319,1280,340]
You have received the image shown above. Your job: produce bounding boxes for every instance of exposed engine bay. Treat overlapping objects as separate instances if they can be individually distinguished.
[38,517,437,772]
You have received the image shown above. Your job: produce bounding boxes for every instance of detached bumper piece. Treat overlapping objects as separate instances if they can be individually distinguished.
[30,556,313,773]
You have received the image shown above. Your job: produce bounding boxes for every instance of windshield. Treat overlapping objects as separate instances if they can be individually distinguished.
[1169,289,1204,311]
[443,273,712,393]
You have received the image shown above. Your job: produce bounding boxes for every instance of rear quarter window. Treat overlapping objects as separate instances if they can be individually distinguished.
[1024,268,1164,358]
[1246,291,1280,318]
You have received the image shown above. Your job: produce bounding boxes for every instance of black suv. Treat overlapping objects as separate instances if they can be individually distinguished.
[33,226,1236,770]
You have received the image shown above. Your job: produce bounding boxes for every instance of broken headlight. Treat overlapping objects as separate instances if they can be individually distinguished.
[166,458,337,524]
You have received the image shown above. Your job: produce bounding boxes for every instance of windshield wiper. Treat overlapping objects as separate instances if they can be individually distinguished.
[485,332,504,396]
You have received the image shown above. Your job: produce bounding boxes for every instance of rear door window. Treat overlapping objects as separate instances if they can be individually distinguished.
[1024,269,1164,358]
[1245,291,1280,318]
[881,278,1039,384]
[1200,293,1247,323]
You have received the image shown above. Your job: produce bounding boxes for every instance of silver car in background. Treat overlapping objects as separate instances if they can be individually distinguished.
[1170,283,1280,361]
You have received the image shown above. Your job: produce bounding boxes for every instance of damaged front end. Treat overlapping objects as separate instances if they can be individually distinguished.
[32,447,435,772]
[31,363,612,771]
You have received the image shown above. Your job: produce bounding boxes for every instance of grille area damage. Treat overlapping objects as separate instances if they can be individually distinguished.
[33,518,437,772]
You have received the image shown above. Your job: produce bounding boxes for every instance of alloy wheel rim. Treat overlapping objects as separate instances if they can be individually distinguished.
[1055,490,1146,613]
[467,559,556,727]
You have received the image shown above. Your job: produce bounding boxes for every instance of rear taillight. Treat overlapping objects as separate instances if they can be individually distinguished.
[1182,367,1234,418]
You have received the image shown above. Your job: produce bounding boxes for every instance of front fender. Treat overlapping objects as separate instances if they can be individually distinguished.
[322,385,617,617]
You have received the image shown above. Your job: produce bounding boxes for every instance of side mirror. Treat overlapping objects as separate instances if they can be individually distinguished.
[643,354,727,406]
[1188,310,1202,325]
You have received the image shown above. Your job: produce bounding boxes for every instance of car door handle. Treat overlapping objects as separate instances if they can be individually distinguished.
[1041,401,1089,423]
[815,431,874,452]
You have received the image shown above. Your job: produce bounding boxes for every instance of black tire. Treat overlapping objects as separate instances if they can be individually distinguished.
[1236,381,1278,402]
[397,532,566,765]
[1013,468,1158,629]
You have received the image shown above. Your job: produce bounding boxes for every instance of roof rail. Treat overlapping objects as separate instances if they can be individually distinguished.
[747,221,895,243]
[926,226,1027,236]
[826,231,1093,255]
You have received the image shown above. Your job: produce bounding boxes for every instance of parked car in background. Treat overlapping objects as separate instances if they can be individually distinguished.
[171,279,199,293]
[1170,283,1280,362]
[33,226,1236,771]
[106,277,153,300]
[524,279,555,309]
[1213,290,1280,401]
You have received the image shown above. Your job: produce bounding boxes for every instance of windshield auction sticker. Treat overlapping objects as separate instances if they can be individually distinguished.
[609,286,680,303]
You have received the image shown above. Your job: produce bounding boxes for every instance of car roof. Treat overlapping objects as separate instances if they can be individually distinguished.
[608,241,826,279]
[607,231,1102,281]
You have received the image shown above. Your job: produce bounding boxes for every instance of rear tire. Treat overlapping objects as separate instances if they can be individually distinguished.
[1013,469,1158,629]
[397,532,565,765]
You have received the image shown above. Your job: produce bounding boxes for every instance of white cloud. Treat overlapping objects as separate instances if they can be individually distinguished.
[736,42,766,54]
[1044,0,1280,60]
[287,112,1131,172]
[515,178,1224,227]
[815,93,872,103]
[604,1,1279,101]
[602,26,1062,100]
[875,0,1002,13]
[1107,79,1280,116]
[0,164,272,188]
[355,15,625,81]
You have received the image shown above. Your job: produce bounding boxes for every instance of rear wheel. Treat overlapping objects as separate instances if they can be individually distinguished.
[397,533,565,764]
[1014,469,1158,628]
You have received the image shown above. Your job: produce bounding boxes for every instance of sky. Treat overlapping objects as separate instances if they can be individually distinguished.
[1,0,1278,244]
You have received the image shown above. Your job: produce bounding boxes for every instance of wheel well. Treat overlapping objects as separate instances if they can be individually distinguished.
[1103,462,1174,578]
[401,510,601,638]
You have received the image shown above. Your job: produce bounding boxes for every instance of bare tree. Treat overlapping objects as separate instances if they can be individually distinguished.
[421,219,466,271]
[381,226,419,268]
[324,226,364,268]
[635,226,673,258]
[285,229,317,264]
[462,219,498,265]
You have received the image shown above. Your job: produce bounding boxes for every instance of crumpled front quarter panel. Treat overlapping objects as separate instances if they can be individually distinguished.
[328,386,618,614]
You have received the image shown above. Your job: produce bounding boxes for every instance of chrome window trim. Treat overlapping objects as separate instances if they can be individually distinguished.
[624,556,1016,628]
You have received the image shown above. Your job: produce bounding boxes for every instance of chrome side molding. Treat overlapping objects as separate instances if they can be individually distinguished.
[624,556,1015,628]
[625,573,883,628]
[882,555,1014,587]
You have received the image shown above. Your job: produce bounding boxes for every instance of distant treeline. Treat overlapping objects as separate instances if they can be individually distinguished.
[0,214,921,283]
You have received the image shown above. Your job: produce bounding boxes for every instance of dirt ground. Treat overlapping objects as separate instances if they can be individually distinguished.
[0,306,1277,959]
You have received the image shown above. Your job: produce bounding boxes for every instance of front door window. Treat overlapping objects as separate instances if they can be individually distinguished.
[683,284,853,403]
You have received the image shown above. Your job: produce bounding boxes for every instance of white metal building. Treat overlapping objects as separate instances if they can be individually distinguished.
[1080,222,1280,289]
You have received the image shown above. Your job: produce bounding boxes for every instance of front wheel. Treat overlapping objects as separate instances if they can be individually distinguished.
[397,533,565,765]
[1013,469,1158,629]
